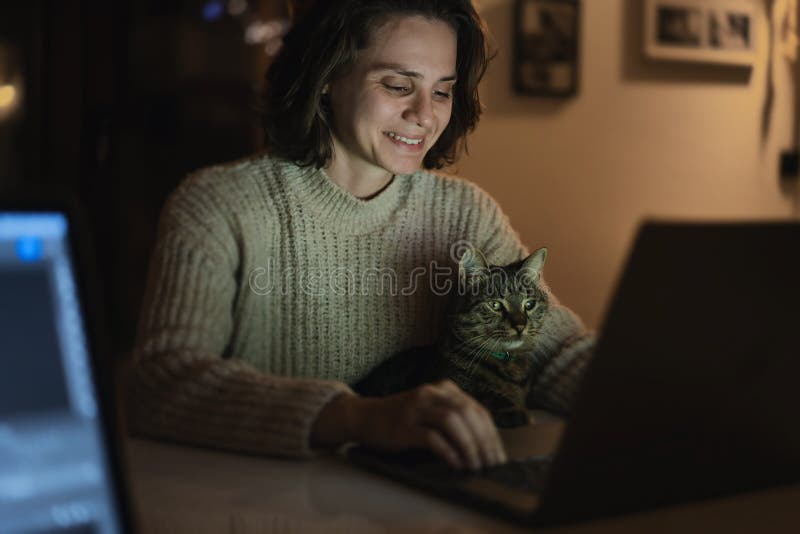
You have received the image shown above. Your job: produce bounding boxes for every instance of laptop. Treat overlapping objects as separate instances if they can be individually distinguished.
[0,199,134,533]
[348,221,800,525]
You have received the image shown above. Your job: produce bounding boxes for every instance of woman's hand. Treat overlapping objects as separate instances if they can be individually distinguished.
[311,380,507,470]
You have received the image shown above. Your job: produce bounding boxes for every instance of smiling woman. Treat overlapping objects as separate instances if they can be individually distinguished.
[261,0,490,176]
[324,16,457,196]
[125,0,592,473]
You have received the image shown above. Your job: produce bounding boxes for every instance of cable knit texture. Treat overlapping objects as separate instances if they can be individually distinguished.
[125,154,594,458]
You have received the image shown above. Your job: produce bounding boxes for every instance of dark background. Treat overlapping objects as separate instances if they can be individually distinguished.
[0,0,286,358]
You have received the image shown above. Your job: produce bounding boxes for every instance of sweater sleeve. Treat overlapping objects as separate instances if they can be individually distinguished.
[467,183,595,415]
[525,292,595,415]
[124,175,351,458]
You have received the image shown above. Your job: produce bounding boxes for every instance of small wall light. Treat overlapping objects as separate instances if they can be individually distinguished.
[0,43,23,122]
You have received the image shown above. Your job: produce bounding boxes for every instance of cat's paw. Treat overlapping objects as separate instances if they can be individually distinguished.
[493,408,530,428]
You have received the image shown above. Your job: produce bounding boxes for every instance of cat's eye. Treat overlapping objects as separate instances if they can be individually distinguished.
[524,299,536,311]
[488,300,503,311]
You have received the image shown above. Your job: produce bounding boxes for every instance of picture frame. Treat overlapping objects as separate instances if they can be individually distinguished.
[643,0,757,66]
[513,0,580,97]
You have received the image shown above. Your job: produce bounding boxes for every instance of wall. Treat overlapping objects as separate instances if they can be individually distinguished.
[458,0,798,329]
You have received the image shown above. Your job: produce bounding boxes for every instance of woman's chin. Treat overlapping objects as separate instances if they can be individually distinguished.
[378,151,427,176]
[384,160,424,176]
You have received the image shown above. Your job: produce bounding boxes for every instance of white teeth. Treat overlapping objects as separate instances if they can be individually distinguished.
[386,132,422,145]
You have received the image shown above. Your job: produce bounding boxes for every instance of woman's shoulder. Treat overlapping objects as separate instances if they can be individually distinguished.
[169,153,278,207]
[164,153,293,225]
[157,154,285,247]
[412,168,523,263]
[412,168,503,212]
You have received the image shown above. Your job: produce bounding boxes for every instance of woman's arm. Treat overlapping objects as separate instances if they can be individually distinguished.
[125,184,350,459]
[526,303,595,414]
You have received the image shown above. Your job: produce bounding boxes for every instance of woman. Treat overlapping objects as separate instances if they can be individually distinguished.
[126,0,592,472]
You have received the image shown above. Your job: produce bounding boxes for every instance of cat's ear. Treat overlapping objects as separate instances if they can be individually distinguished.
[459,247,489,281]
[519,247,547,283]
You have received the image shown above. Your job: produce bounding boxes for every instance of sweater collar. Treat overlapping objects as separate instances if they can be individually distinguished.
[276,157,412,235]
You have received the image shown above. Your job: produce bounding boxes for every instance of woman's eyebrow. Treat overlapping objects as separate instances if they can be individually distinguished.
[371,63,457,82]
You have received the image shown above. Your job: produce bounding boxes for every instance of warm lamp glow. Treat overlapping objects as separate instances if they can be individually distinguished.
[0,85,15,108]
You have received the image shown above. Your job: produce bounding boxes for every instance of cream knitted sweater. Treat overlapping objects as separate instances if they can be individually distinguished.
[125,154,593,458]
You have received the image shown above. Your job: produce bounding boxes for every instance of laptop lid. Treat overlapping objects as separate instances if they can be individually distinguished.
[0,201,133,533]
[538,221,800,524]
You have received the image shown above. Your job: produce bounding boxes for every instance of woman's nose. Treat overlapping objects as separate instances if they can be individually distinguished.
[404,95,434,129]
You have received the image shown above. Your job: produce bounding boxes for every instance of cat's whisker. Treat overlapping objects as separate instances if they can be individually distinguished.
[465,335,500,377]
[451,332,493,352]
[448,331,497,378]
[460,336,489,362]
[464,346,486,378]
[461,338,490,377]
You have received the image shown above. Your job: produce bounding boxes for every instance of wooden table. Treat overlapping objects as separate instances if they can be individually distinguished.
[123,416,800,533]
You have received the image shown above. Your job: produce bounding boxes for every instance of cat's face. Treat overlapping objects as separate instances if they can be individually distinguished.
[449,248,549,353]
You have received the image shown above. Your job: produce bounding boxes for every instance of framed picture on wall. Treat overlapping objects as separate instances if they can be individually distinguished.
[643,0,757,65]
[513,0,580,97]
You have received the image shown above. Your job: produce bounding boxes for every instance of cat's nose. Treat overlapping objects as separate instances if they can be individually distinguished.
[513,325,525,334]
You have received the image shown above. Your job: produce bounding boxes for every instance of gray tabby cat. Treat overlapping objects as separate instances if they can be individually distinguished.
[354,246,555,427]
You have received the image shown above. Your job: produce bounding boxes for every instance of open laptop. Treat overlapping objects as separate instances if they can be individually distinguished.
[348,221,800,525]
[0,200,134,533]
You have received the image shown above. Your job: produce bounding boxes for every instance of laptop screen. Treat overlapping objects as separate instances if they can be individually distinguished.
[0,212,124,533]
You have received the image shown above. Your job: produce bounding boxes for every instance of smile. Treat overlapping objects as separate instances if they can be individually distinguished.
[385,132,424,145]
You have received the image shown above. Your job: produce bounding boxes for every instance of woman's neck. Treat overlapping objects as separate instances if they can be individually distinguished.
[326,169,395,200]
[325,142,396,200]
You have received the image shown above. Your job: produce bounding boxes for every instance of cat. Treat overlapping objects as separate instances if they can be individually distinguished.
[353,246,552,428]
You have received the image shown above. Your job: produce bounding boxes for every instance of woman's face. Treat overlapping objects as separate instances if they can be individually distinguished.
[327,15,458,181]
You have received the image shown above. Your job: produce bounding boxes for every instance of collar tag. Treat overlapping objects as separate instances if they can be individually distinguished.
[489,350,511,361]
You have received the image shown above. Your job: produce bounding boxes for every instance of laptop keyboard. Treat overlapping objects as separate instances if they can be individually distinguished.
[349,448,552,493]
[480,456,552,492]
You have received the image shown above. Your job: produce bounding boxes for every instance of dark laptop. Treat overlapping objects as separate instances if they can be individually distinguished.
[348,221,800,525]
[0,200,134,533]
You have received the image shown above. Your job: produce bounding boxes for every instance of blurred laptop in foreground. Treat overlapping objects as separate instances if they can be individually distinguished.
[0,204,132,533]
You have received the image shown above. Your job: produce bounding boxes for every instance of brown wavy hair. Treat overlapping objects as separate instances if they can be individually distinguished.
[260,0,493,170]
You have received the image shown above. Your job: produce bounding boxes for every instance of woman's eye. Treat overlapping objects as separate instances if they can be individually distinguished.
[524,300,535,311]
[384,84,410,93]
[434,90,451,99]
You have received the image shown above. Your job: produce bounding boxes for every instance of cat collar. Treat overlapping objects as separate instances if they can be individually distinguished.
[488,350,511,361]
